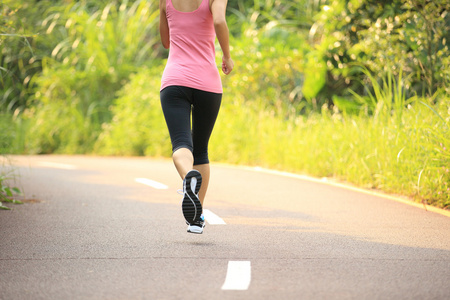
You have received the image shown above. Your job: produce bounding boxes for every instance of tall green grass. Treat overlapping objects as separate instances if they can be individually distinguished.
[22,0,161,153]
[210,69,450,209]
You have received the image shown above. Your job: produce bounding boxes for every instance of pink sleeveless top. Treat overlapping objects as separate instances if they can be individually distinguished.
[160,0,222,93]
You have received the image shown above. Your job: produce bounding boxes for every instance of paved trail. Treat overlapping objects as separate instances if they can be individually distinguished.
[1,155,449,300]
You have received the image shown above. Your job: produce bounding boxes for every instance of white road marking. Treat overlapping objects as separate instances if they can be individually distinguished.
[221,261,251,290]
[203,209,226,225]
[37,162,77,170]
[135,178,168,190]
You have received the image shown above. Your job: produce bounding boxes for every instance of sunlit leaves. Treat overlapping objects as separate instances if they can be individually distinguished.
[25,0,161,154]
[311,0,450,101]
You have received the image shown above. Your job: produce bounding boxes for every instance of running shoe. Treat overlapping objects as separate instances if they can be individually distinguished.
[187,214,205,234]
[182,170,202,224]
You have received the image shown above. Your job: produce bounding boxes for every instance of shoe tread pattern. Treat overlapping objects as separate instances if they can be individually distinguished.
[182,170,202,224]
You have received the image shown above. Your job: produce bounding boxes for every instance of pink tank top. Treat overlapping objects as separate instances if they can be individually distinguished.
[160,0,222,93]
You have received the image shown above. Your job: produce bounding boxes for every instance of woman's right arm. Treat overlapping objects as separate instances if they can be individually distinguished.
[159,0,170,49]
[211,0,234,75]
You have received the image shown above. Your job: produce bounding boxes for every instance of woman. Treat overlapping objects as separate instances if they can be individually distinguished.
[159,0,234,234]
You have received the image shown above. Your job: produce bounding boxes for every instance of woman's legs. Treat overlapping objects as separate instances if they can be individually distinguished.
[193,163,209,206]
[191,89,221,206]
[172,149,209,206]
[172,147,193,181]
[161,86,221,208]
[160,85,194,179]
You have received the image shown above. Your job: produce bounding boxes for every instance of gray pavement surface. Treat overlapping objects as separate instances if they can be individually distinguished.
[1,155,449,300]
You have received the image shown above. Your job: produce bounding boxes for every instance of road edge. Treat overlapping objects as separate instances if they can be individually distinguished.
[215,163,450,218]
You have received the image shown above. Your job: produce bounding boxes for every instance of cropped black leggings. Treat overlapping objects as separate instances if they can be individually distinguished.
[160,86,222,165]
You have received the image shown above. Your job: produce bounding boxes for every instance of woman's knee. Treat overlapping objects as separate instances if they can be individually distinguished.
[193,150,209,165]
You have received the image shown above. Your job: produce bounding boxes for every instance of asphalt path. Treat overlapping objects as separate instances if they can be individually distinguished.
[1,155,449,300]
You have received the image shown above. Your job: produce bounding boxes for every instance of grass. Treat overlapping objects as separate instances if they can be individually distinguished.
[209,70,450,209]
[16,0,162,154]
[0,158,23,210]
[0,115,24,210]
[211,98,449,209]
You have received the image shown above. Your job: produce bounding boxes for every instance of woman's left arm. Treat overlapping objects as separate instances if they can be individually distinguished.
[159,0,170,49]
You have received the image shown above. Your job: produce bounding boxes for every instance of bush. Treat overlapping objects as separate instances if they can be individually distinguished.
[0,0,53,114]
[213,93,450,209]
[310,0,450,104]
[24,65,118,153]
[0,114,15,153]
[94,66,171,157]
[22,0,162,153]
[223,24,311,114]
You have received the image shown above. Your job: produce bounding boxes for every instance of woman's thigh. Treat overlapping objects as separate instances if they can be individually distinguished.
[160,86,193,152]
[191,89,222,159]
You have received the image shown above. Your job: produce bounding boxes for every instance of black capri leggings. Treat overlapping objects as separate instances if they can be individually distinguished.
[160,86,222,165]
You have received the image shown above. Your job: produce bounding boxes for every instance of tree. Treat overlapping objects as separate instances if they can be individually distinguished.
[310,0,450,105]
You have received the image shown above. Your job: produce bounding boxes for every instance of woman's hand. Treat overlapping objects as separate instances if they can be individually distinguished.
[222,56,234,75]
[212,0,233,75]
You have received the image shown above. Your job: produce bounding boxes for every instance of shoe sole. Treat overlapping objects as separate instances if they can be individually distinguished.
[187,225,204,234]
[182,170,202,224]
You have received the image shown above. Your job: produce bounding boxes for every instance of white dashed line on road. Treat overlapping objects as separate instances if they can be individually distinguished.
[203,209,226,225]
[135,178,169,190]
[37,162,77,170]
[221,261,251,290]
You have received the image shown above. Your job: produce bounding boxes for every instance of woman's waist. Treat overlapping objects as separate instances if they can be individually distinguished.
[163,63,219,77]
[161,66,222,93]
[164,57,218,70]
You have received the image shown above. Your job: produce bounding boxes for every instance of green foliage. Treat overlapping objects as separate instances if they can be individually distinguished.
[94,66,171,156]
[25,65,118,153]
[0,114,15,153]
[213,74,450,208]
[0,170,23,210]
[223,23,310,115]
[346,67,414,122]
[43,0,162,74]
[0,0,50,114]
[227,0,326,36]
[0,112,26,154]
[310,0,450,104]
[22,0,162,153]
